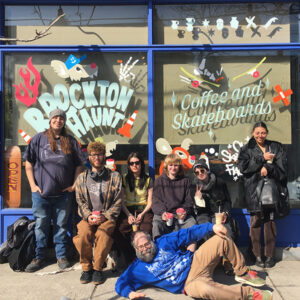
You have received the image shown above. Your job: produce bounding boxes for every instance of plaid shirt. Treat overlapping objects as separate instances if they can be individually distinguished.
[75,168,122,222]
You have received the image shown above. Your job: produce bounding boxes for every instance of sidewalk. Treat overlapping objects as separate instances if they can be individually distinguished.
[0,248,299,300]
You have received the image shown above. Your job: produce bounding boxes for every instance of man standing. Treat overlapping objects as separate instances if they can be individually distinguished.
[24,109,85,272]
[73,141,122,285]
[115,224,273,300]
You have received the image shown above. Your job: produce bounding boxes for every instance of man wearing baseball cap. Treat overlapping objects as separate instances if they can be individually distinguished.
[24,109,86,272]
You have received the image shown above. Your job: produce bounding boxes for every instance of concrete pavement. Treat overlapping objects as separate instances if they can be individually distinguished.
[0,247,299,300]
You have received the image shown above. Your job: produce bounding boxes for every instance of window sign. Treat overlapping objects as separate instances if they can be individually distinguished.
[154,51,294,207]
[4,52,148,207]
[154,3,295,44]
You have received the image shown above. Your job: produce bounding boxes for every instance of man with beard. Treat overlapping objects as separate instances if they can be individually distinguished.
[73,141,122,285]
[115,224,273,300]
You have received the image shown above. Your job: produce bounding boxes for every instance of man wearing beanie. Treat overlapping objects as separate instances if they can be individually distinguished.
[24,108,86,272]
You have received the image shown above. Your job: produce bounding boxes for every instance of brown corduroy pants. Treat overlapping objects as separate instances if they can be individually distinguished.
[250,213,277,258]
[184,235,254,300]
[73,219,115,271]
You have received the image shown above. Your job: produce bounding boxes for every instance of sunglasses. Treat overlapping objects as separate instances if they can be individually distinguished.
[129,161,141,166]
[194,169,207,175]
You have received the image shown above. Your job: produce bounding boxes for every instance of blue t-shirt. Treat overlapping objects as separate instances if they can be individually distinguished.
[23,132,86,197]
[115,223,213,298]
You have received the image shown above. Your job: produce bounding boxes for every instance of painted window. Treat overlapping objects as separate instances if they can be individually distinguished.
[153,3,298,44]
[4,5,148,45]
[3,52,148,208]
[154,51,299,208]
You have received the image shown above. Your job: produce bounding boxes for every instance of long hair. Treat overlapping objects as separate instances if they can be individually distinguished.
[163,153,184,176]
[44,127,72,154]
[126,152,148,192]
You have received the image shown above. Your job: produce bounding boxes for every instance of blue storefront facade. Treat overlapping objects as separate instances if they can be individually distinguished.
[0,0,300,247]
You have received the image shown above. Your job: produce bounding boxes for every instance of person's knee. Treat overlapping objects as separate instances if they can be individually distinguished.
[186,280,212,298]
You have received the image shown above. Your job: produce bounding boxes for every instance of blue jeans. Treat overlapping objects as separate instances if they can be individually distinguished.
[32,192,72,259]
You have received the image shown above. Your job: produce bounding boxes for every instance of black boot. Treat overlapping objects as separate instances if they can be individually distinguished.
[265,257,275,268]
[255,256,265,268]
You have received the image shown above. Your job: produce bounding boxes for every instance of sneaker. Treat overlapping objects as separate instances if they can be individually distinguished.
[265,257,275,268]
[235,269,266,287]
[255,257,265,268]
[92,270,104,285]
[25,258,45,273]
[57,257,71,270]
[80,270,93,284]
[248,290,273,300]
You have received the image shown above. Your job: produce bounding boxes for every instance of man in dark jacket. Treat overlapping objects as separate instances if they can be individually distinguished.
[152,154,196,251]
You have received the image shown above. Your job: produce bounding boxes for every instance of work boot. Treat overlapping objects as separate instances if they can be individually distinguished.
[57,257,71,270]
[25,258,45,273]
[80,270,93,284]
[235,269,265,287]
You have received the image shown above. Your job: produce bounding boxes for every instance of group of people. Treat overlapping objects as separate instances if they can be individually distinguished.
[22,108,289,300]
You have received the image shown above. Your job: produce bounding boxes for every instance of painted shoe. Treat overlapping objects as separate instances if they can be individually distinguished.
[235,269,265,287]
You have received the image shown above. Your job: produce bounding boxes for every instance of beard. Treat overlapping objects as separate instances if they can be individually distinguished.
[135,241,158,263]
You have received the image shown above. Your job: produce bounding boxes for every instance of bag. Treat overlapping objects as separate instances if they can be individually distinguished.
[257,178,280,208]
[2,216,36,271]
[7,227,36,271]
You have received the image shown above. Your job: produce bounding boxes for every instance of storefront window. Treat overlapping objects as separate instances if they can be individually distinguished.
[3,52,148,208]
[4,5,148,45]
[154,51,300,208]
[153,2,299,44]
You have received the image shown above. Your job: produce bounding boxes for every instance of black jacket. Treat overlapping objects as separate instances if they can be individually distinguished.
[191,173,232,217]
[238,137,288,216]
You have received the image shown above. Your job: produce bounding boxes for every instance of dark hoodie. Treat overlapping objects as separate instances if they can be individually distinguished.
[152,172,193,215]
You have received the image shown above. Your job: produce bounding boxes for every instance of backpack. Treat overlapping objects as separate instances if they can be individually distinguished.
[0,216,36,271]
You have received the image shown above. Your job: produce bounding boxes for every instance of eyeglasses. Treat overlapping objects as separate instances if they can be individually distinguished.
[194,169,206,175]
[129,161,140,166]
[136,241,151,251]
[89,153,104,158]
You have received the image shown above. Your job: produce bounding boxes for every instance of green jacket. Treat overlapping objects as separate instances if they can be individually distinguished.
[75,168,122,222]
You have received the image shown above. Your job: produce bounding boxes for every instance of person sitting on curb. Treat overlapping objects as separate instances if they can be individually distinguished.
[115,224,273,300]
[191,158,239,275]
[152,153,197,251]
[73,141,122,285]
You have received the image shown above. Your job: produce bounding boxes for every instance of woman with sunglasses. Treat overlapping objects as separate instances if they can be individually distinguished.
[238,122,289,269]
[191,158,236,238]
[115,152,153,266]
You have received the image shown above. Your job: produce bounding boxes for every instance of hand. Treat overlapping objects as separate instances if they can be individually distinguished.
[136,213,144,224]
[213,224,227,238]
[128,214,136,225]
[88,215,101,225]
[264,152,274,161]
[162,212,168,221]
[261,167,268,177]
[129,291,146,299]
[99,214,107,224]
[195,185,203,199]
[31,185,42,194]
[62,185,75,193]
